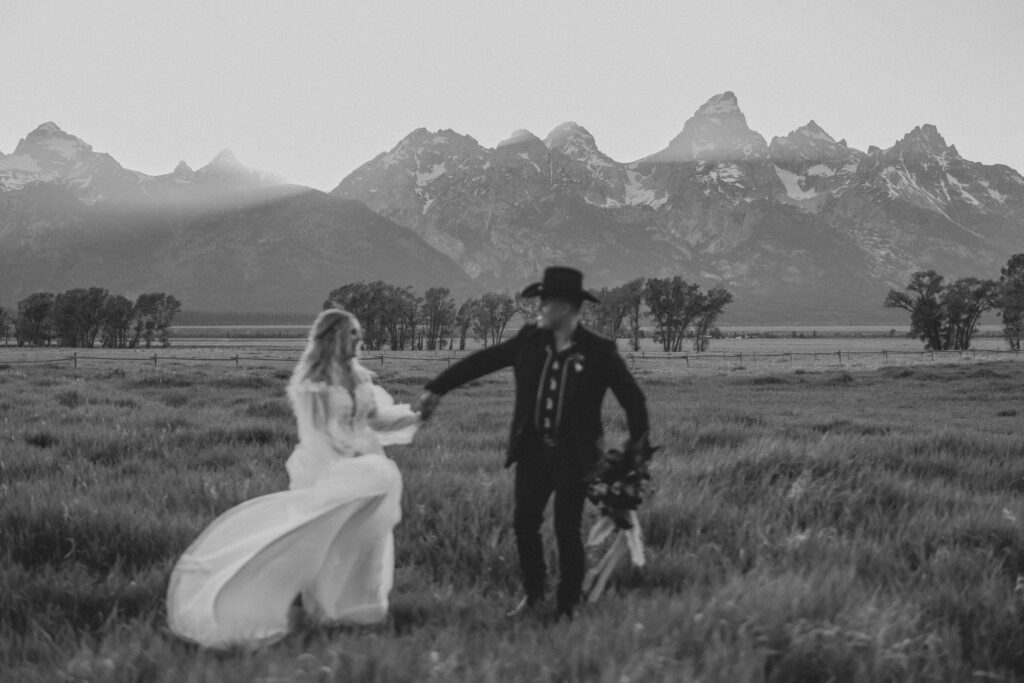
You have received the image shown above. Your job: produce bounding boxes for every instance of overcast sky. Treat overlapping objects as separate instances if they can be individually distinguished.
[5,0,1024,191]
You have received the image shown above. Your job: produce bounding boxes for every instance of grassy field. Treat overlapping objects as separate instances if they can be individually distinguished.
[2,359,1024,682]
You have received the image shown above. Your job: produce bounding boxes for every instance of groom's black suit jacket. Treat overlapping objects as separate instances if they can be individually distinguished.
[425,323,649,475]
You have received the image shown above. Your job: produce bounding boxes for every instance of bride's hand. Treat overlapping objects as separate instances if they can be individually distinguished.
[416,391,441,420]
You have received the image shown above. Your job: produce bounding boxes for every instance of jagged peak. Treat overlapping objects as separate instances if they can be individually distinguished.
[172,160,194,176]
[696,91,741,117]
[15,121,93,158]
[398,127,431,143]
[496,129,542,148]
[547,120,588,135]
[392,127,479,151]
[545,121,597,148]
[32,121,66,136]
[195,149,261,179]
[773,120,836,146]
[797,120,835,141]
[898,124,948,149]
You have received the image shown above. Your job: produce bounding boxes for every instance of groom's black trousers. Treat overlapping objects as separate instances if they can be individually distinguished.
[513,434,588,612]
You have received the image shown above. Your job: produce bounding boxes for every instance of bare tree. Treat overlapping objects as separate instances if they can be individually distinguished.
[621,278,645,351]
[884,271,946,350]
[132,293,182,348]
[997,253,1024,351]
[643,277,703,352]
[52,287,108,347]
[100,295,135,348]
[453,298,477,351]
[692,286,734,352]
[885,271,997,351]
[941,278,998,351]
[14,292,55,346]
[472,292,516,347]
[0,308,10,345]
[421,287,456,351]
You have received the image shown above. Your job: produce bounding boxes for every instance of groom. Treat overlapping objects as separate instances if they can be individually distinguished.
[417,266,649,619]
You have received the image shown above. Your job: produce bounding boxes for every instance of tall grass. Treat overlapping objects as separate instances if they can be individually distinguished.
[1,362,1023,681]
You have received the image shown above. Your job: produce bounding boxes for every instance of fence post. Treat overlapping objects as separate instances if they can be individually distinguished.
[837,350,842,365]
[380,351,385,369]
[152,354,158,366]
[234,354,239,370]
[73,352,77,369]
[447,356,451,369]
[788,352,792,363]
[738,353,743,364]
[883,350,887,361]
[685,355,689,368]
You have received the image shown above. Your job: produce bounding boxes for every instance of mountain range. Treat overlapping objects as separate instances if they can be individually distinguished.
[334,92,1024,322]
[0,124,473,312]
[3,92,1023,322]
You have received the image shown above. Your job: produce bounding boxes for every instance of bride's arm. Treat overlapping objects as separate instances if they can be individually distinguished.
[366,384,421,432]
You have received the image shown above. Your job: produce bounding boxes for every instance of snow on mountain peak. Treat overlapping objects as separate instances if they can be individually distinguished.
[17,121,93,159]
[545,121,599,154]
[648,91,766,163]
[901,124,947,146]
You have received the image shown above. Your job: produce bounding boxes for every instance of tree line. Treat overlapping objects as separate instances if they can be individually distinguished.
[884,253,1024,351]
[324,277,733,352]
[0,289,182,348]
[324,282,521,351]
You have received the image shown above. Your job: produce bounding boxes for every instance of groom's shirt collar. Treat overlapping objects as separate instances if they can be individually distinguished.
[542,322,583,349]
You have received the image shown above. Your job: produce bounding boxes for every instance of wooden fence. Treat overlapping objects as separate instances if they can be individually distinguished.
[0,347,1021,370]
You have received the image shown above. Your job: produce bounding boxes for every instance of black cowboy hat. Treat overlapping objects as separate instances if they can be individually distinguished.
[520,266,600,304]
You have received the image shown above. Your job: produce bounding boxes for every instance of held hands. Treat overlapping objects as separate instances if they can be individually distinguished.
[416,391,441,420]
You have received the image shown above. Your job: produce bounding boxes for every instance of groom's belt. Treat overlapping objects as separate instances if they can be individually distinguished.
[540,433,568,448]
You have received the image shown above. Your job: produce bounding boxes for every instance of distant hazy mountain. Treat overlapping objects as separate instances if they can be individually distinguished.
[333,92,1024,322]
[0,123,473,312]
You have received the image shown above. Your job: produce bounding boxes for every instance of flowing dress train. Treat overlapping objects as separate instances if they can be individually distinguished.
[166,378,418,648]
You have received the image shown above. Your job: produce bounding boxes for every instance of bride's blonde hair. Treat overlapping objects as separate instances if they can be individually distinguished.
[288,308,374,428]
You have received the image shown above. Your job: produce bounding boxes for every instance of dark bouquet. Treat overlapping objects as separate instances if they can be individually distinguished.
[585,437,659,529]
[582,437,661,602]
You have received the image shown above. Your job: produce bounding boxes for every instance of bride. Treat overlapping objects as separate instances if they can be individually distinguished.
[166,309,421,648]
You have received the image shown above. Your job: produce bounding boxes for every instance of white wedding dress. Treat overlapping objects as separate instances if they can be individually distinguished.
[166,376,418,648]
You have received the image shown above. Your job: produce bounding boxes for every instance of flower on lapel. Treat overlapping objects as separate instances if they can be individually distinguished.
[569,351,585,373]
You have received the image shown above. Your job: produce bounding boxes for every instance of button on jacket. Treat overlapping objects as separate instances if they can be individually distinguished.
[535,341,580,440]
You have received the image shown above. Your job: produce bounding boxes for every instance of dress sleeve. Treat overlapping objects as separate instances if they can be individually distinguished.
[367,383,420,446]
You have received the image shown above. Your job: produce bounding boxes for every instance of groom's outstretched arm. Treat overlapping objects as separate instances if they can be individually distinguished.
[422,324,532,399]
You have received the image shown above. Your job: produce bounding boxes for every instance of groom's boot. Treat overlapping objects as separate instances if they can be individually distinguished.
[505,595,544,620]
